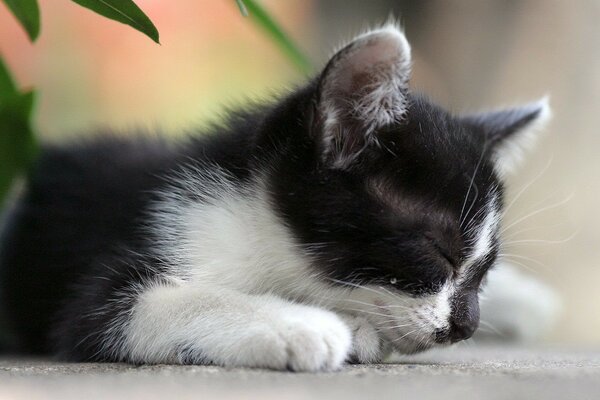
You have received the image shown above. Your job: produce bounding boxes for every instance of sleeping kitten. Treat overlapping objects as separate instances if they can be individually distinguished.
[0,25,550,371]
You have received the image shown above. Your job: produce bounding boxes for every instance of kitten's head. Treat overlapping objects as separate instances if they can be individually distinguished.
[272,25,550,353]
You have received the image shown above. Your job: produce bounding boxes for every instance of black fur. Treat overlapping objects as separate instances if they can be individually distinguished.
[0,35,543,361]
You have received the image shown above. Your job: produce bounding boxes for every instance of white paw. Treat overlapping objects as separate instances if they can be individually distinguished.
[338,314,388,363]
[230,307,352,372]
[279,310,352,371]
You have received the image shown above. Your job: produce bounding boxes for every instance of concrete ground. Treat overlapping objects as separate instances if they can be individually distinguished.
[1,345,599,400]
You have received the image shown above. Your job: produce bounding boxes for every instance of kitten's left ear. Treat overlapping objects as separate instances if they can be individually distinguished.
[464,98,551,176]
[314,25,411,169]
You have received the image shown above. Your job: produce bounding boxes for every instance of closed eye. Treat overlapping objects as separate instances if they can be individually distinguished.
[437,248,460,279]
[425,235,457,269]
[438,248,456,268]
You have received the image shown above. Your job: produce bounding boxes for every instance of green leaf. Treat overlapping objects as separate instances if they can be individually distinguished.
[0,57,38,207]
[0,91,38,205]
[70,0,159,44]
[2,0,40,41]
[0,57,18,103]
[239,0,312,75]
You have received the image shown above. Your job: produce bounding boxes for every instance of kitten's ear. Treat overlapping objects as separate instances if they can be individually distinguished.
[464,98,551,176]
[314,26,411,168]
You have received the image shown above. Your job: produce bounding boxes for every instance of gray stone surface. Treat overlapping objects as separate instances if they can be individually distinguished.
[1,345,599,399]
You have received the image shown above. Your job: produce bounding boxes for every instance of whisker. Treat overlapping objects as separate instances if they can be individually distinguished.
[326,278,400,301]
[314,291,412,312]
[460,142,489,225]
[497,253,548,269]
[387,323,413,329]
[501,221,569,241]
[375,285,410,304]
[500,193,574,234]
[498,258,539,273]
[392,329,418,343]
[460,182,479,228]
[337,298,383,309]
[478,320,504,336]
[342,308,394,319]
[502,230,579,246]
[383,304,412,310]
[463,206,486,234]
[503,156,553,215]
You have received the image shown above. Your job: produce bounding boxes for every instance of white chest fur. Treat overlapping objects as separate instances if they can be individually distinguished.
[151,168,325,300]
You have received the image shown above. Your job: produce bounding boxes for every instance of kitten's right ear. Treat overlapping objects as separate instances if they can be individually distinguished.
[313,25,412,169]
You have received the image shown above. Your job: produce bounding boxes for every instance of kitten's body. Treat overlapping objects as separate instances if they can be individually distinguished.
[0,27,551,370]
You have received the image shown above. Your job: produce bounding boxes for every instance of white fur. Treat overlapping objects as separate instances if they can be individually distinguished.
[459,193,501,285]
[336,283,454,354]
[119,168,356,371]
[117,158,512,368]
[337,314,390,363]
[149,167,328,300]
[111,150,559,370]
[116,163,466,368]
[124,285,351,371]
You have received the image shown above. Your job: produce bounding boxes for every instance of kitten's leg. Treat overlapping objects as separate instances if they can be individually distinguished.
[121,284,352,371]
[336,314,391,363]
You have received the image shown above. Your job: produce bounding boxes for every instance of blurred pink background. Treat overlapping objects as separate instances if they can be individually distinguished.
[0,0,313,135]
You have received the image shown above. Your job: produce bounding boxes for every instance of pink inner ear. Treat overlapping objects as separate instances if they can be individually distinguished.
[317,27,412,169]
[341,35,412,96]
[321,27,412,127]
[325,28,411,98]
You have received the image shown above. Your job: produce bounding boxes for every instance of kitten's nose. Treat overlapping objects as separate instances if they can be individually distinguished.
[449,318,478,342]
[449,290,480,343]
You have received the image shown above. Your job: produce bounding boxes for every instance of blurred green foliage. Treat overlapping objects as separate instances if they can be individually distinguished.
[240,0,312,75]
[0,0,310,208]
[0,58,37,207]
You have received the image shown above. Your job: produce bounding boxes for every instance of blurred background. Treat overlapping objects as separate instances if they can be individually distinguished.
[0,0,598,345]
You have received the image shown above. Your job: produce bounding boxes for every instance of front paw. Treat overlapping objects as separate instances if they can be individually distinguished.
[337,314,390,363]
[276,309,352,371]
[230,307,352,372]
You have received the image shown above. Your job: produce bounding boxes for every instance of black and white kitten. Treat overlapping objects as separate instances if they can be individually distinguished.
[0,26,550,371]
